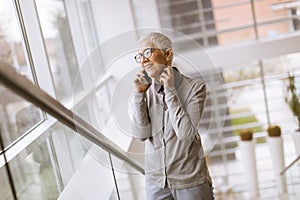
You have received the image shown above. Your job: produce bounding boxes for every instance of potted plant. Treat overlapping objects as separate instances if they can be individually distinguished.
[286,72,300,155]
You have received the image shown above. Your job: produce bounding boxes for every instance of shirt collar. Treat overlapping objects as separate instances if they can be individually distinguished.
[154,67,183,93]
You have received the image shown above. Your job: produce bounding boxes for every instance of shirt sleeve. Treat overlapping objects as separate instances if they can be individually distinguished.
[164,80,206,141]
[131,91,151,141]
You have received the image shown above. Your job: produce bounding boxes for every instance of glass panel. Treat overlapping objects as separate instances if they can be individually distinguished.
[52,124,121,199]
[110,153,145,200]
[35,0,81,101]
[222,62,268,142]
[50,122,90,186]
[75,0,98,52]
[209,62,271,197]
[0,159,14,200]
[262,52,300,132]
[0,0,44,148]
[264,79,297,133]
[284,154,300,198]
[0,85,44,148]
[262,52,300,77]
[9,134,59,199]
[0,1,27,73]
[74,0,105,84]
[95,86,111,130]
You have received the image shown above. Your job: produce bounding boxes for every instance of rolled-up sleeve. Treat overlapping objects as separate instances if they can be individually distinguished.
[131,91,151,141]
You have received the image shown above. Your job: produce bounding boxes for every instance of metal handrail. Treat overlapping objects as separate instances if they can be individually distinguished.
[280,154,300,176]
[0,61,144,174]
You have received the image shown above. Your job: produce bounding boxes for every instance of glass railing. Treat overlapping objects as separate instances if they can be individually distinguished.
[0,61,144,199]
[280,154,300,199]
[281,155,300,177]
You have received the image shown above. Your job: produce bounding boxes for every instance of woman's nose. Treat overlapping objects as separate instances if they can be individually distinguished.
[141,57,149,66]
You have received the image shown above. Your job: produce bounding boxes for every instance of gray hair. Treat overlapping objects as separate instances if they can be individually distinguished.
[137,32,172,49]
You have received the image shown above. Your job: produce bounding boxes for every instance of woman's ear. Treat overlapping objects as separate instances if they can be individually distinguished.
[165,48,173,65]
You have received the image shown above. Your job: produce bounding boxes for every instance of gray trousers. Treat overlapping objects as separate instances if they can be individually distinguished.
[146,181,215,200]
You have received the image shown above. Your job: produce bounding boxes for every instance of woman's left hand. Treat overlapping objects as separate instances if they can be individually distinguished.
[160,66,174,88]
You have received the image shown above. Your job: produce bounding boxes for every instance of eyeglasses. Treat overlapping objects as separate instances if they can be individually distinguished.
[134,48,154,63]
[134,48,166,63]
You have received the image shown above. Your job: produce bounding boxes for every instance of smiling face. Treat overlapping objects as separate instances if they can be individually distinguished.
[139,48,166,81]
[138,41,173,81]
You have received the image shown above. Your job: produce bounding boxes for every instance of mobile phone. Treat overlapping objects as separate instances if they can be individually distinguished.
[143,71,152,83]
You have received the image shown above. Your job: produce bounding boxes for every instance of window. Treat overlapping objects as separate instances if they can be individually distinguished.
[35,0,82,101]
[9,133,59,199]
[156,0,218,47]
[0,0,43,148]
[0,164,14,199]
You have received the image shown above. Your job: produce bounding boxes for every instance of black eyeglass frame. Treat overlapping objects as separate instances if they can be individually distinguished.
[134,48,167,63]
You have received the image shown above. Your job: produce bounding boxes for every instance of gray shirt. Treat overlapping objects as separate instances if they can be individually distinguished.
[131,68,211,189]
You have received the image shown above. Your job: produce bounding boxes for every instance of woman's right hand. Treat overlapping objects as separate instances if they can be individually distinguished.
[134,70,151,92]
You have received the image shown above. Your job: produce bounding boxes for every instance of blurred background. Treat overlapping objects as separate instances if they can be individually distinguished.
[1,0,300,199]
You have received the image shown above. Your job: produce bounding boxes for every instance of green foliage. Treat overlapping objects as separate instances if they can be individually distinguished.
[287,73,300,130]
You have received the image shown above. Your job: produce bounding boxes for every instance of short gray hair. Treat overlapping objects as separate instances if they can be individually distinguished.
[137,32,172,49]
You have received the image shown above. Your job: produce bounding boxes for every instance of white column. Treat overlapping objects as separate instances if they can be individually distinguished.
[267,125,287,194]
[239,129,259,198]
[267,136,287,193]
[239,140,259,198]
